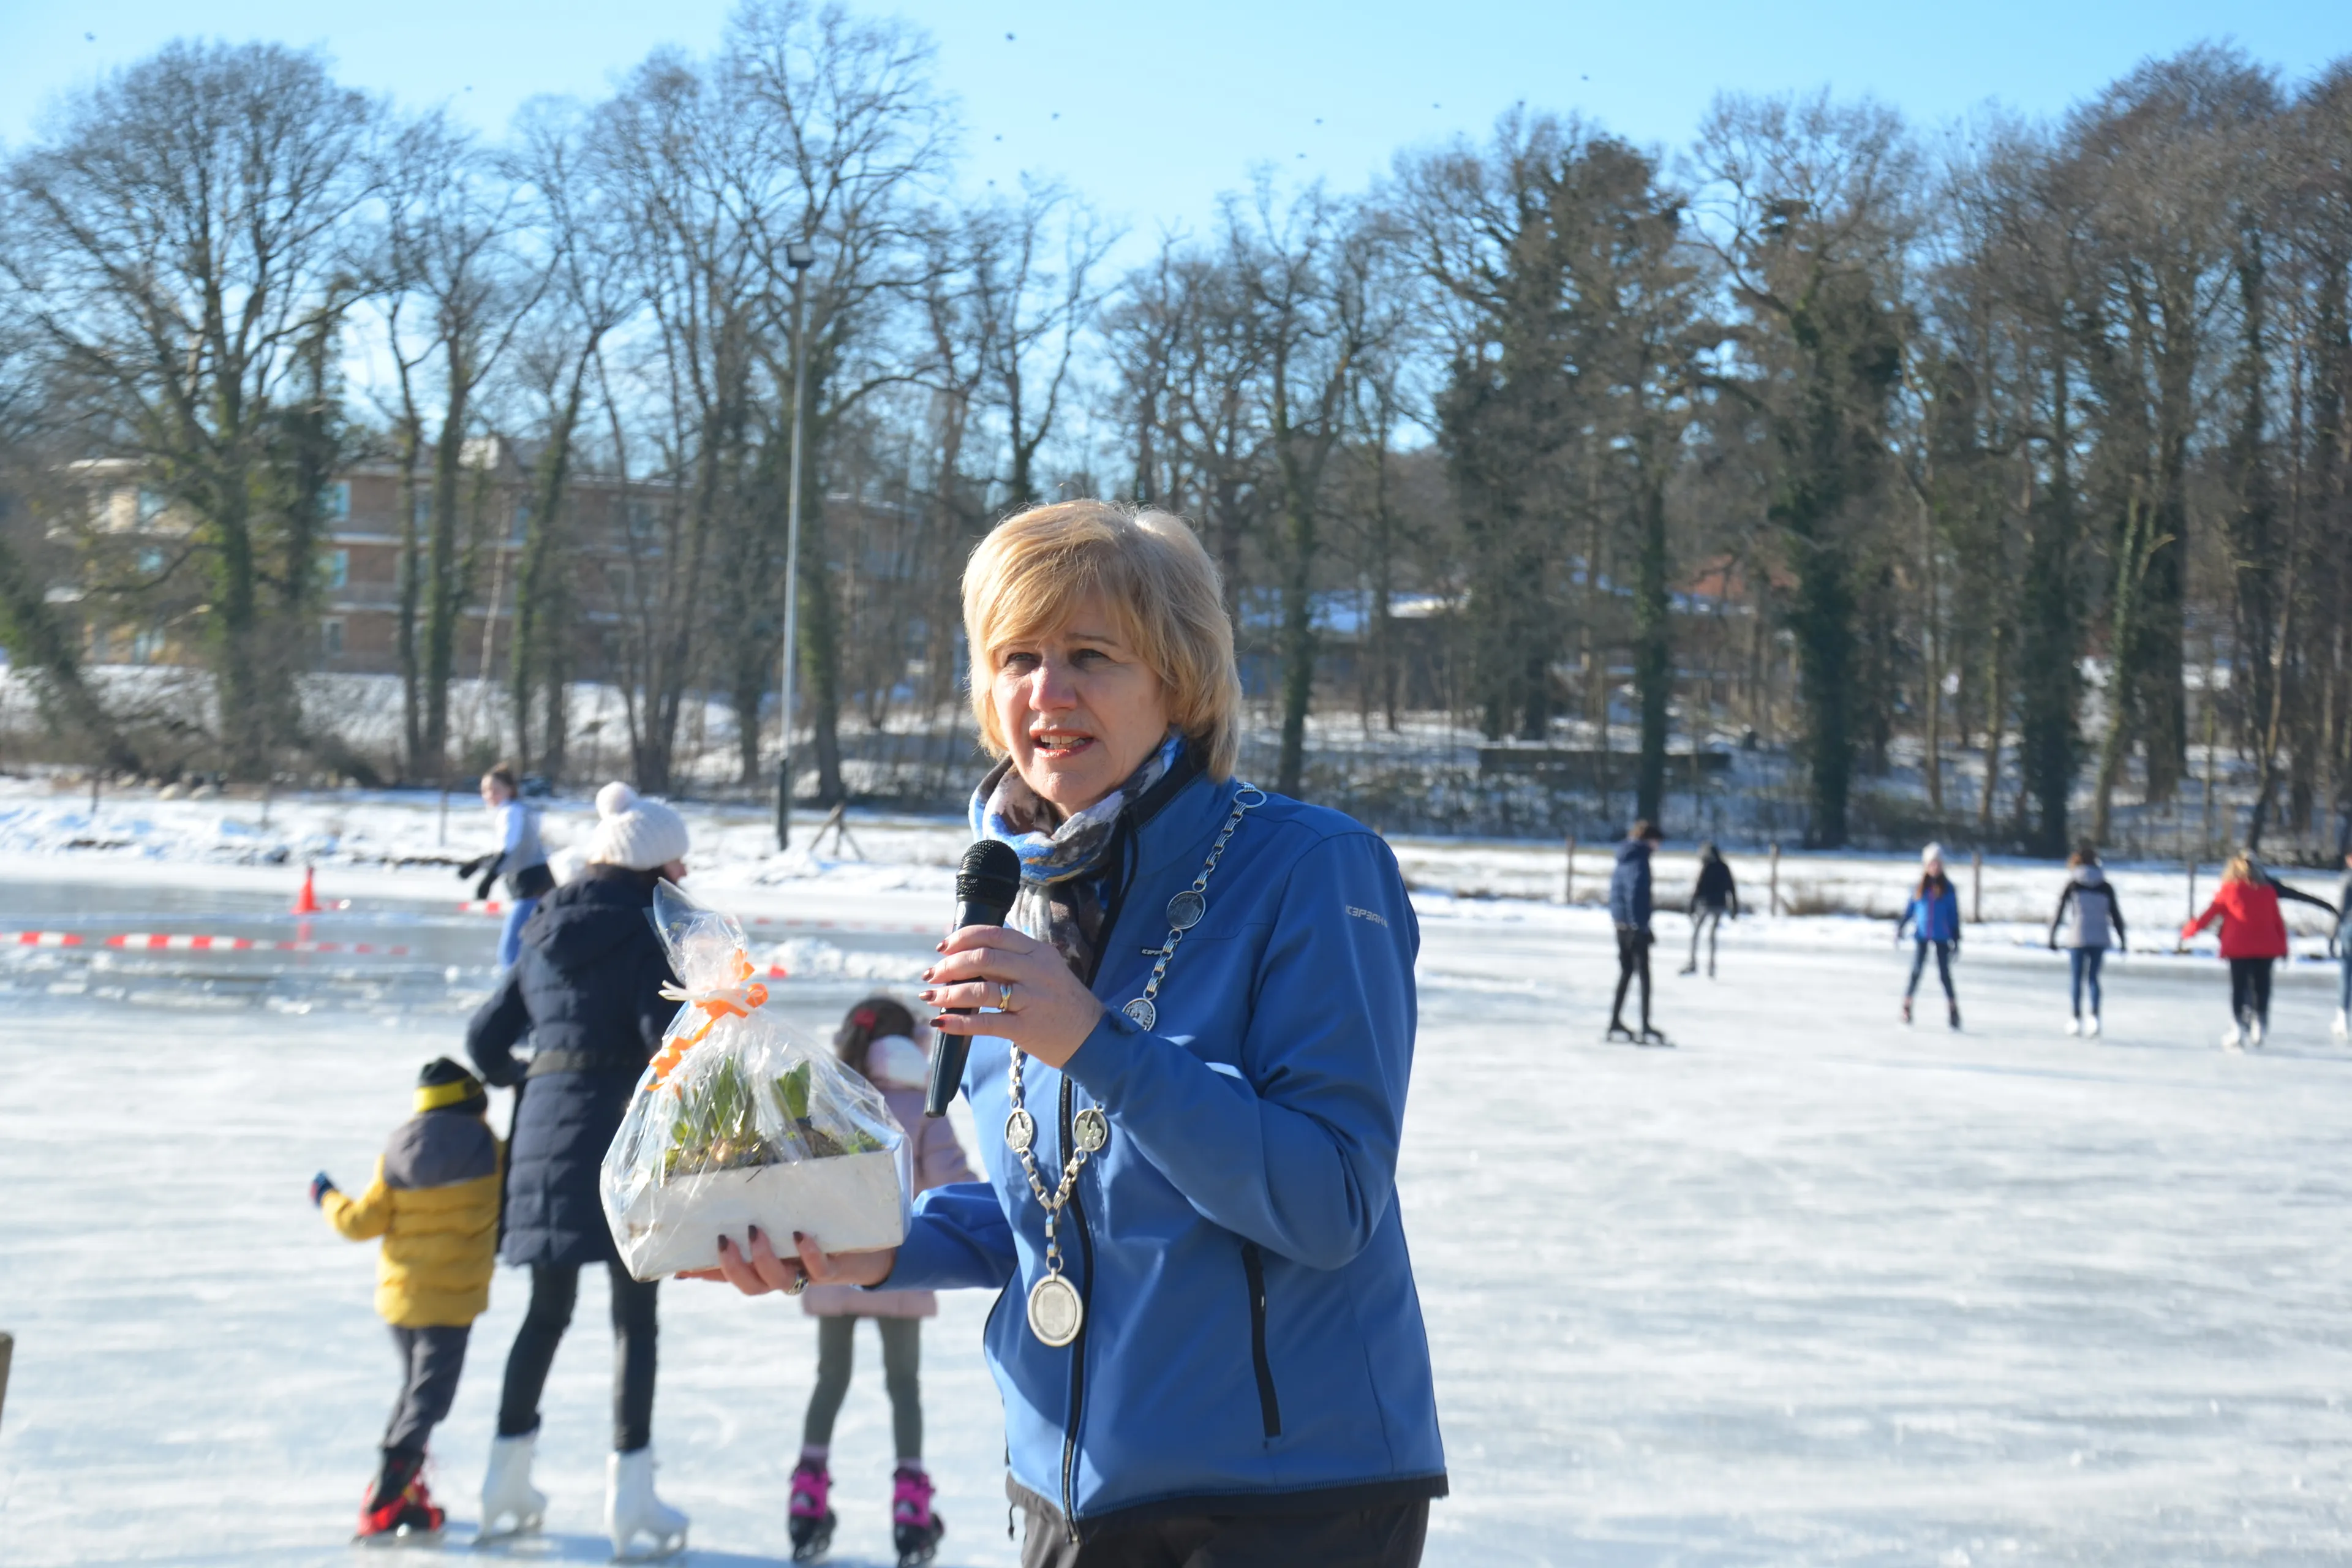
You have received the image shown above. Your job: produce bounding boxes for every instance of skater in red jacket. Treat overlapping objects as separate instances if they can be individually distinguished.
[2180,853,2337,1050]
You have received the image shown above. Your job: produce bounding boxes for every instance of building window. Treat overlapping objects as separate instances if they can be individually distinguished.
[135,488,167,529]
[324,481,350,521]
[511,496,532,543]
[322,619,345,657]
[326,549,349,590]
[129,626,164,665]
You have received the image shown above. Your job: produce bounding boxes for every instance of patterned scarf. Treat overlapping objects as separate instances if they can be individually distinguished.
[970,729,1184,980]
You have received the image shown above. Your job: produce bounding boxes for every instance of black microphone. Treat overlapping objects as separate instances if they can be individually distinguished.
[925,839,1023,1118]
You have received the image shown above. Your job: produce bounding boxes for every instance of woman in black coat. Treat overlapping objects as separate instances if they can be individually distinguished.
[465,782,692,1558]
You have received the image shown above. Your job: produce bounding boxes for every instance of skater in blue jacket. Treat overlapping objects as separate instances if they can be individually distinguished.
[1607,821,1668,1043]
[695,502,1444,1568]
[1896,842,1963,1030]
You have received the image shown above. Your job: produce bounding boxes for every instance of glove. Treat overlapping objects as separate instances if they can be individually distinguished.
[309,1172,337,1207]
[473,869,499,902]
[456,854,492,880]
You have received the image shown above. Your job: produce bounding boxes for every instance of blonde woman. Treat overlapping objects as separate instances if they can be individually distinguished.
[2181,852,2337,1049]
[704,503,1445,1567]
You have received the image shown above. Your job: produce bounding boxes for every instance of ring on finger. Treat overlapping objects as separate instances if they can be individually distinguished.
[998,979,1016,1012]
[783,1270,806,1297]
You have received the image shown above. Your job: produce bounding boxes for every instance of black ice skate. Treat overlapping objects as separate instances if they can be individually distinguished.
[1637,1025,1673,1047]
[1948,1002,1962,1031]
[1604,1020,1637,1042]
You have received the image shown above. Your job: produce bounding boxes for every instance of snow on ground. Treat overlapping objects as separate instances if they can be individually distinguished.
[4,804,2352,1563]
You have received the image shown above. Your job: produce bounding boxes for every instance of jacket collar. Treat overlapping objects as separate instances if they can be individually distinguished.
[1125,744,1244,887]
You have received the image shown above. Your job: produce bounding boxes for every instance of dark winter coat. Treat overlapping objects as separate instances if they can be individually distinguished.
[1692,855,1738,914]
[1608,838,1656,930]
[466,865,677,1268]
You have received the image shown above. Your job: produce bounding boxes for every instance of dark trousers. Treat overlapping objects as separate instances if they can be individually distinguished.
[1906,940,1955,1002]
[1020,1499,1428,1568]
[1687,907,1725,974]
[497,1261,658,1453]
[2229,957,2275,1027]
[2068,948,2105,1017]
[383,1324,471,1458]
[803,1314,923,1459]
[1611,925,1652,1028]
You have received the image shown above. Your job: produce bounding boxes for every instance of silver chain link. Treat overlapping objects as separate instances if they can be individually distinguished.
[1129,783,1265,1018]
[1006,782,1266,1278]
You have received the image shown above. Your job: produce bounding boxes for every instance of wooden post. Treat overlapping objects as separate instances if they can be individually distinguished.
[2187,861,2198,926]
[1564,834,1577,905]
[1971,849,1983,925]
[1769,842,1781,917]
[1,1328,12,1428]
[89,769,100,816]
[437,779,450,847]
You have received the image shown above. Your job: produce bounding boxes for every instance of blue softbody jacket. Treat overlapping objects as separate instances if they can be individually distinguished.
[884,765,1447,1535]
[1899,883,1962,943]
[1608,838,1653,928]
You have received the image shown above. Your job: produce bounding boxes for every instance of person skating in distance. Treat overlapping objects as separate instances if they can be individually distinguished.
[312,1058,503,1544]
[785,997,979,1566]
[466,783,693,1559]
[455,763,552,969]
[1680,841,1739,978]
[2048,844,2126,1038]
[690,502,1445,1568]
[2180,852,2339,1050]
[1607,820,1668,1044]
[1896,844,1963,1030]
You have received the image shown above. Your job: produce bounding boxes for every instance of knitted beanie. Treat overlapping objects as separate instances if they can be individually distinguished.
[584,781,690,872]
[416,1057,486,1114]
[1921,841,1945,869]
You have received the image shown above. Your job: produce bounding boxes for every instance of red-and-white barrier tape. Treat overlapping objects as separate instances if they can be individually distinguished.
[458,902,935,936]
[4,930,412,956]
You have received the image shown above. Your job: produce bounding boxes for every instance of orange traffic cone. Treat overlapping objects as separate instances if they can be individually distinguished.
[293,864,320,915]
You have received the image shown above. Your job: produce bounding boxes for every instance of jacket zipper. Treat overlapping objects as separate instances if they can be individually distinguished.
[1058,1073,1093,1541]
[1054,818,1128,1544]
[1240,1242,1283,1438]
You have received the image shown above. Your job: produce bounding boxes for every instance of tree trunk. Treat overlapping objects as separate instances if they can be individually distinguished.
[1632,471,1670,824]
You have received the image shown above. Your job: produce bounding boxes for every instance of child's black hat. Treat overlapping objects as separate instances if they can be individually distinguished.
[415,1057,487,1114]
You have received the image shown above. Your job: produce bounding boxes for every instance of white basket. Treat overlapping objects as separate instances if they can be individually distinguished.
[608,1149,907,1281]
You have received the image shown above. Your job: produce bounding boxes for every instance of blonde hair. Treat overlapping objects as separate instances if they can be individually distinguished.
[2223,852,2256,885]
[963,500,1241,782]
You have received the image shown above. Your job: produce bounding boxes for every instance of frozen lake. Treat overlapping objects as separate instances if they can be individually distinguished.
[4,869,2351,1565]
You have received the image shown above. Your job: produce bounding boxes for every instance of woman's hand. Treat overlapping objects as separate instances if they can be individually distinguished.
[678,1226,895,1295]
[922,924,1106,1069]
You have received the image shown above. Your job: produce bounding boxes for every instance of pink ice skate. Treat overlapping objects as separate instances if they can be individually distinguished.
[787,1460,833,1562]
[892,1465,944,1568]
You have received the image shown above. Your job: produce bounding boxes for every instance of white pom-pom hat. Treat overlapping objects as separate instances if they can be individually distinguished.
[584,781,691,872]
[1921,841,1945,869]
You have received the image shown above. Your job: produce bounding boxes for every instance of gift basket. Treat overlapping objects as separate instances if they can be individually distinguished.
[600,883,910,1281]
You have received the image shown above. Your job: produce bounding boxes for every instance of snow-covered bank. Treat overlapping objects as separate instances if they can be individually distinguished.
[2,775,2340,971]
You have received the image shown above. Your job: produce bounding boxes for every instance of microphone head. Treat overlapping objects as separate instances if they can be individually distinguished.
[956,840,1023,922]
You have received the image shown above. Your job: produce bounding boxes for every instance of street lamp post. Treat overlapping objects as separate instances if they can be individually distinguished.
[776,239,816,851]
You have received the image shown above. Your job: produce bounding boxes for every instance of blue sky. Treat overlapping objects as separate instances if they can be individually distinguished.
[6,0,2350,247]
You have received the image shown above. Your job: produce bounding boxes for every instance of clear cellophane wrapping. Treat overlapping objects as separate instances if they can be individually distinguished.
[599,882,910,1281]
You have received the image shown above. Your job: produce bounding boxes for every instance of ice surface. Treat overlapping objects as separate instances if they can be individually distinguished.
[4,859,2352,1564]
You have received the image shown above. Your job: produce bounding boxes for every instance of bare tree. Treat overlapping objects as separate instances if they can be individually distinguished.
[4,40,374,776]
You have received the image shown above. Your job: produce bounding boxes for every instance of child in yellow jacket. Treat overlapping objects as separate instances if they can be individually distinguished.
[313,1057,503,1542]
